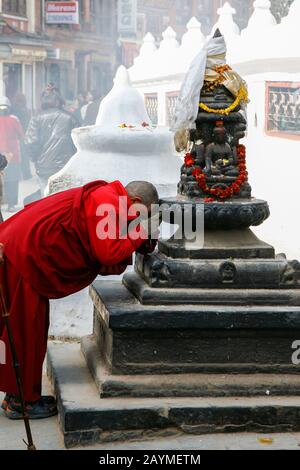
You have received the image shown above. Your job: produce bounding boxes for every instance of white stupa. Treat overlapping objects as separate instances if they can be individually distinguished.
[241,0,276,39]
[179,17,205,69]
[211,2,240,40]
[48,66,181,197]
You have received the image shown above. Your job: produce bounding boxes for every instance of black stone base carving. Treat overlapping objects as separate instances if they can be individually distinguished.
[88,281,300,376]
[124,272,300,306]
[134,252,300,289]
[48,182,300,445]
[160,197,270,230]
[159,228,275,259]
[81,333,300,399]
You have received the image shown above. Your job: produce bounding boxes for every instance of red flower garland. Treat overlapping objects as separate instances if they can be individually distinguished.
[184,144,248,201]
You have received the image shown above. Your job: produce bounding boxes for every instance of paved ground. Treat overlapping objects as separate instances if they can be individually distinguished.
[1,177,39,221]
[1,373,300,451]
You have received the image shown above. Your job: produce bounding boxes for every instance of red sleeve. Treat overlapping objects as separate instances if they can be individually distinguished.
[85,187,147,266]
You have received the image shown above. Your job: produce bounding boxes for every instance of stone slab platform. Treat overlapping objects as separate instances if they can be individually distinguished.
[135,252,295,289]
[81,334,300,399]
[90,281,300,374]
[158,228,275,260]
[124,272,300,306]
[47,343,300,448]
[91,281,300,331]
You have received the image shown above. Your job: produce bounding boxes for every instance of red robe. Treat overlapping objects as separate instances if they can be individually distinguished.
[0,180,147,401]
[0,115,24,163]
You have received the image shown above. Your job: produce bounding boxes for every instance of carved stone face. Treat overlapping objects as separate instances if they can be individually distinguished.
[220,262,237,284]
[213,127,227,144]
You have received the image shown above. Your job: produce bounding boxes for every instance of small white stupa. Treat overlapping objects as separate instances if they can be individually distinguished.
[241,0,276,39]
[211,2,240,40]
[48,66,181,197]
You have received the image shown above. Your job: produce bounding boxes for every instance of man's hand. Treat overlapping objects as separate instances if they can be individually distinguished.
[0,244,4,265]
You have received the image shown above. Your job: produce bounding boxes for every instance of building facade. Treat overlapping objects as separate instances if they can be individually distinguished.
[120,0,254,67]
[36,0,118,102]
[0,0,118,110]
[0,0,50,108]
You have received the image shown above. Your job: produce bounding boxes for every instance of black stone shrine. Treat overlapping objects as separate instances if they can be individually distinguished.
[48,32,300,447]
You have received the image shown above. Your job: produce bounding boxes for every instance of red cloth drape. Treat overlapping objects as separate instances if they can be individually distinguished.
[0,257,49,401]
[0,180,147,400]
[0,115,24,163]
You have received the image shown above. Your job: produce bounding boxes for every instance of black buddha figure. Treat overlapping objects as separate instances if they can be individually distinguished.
[178,82,251,199]
[204,125,238,177]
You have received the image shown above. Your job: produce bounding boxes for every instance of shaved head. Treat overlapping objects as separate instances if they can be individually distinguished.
[126,181,159,208]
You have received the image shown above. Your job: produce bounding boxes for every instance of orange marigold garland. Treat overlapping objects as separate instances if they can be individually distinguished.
[184,144,248,202]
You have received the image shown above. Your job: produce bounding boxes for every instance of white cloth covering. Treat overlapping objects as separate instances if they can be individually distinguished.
[171,34,246,132]
[171,35,227,132]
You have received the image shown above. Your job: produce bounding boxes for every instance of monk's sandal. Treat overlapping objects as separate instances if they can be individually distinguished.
[4,395,57,420]
[1,393,11,411]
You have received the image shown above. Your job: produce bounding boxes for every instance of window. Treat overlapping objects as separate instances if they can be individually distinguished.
[3,0,27,17]
[266,82,300,140]
[166,92,179,127]
[145,93,158,126]
[3,63,22,100]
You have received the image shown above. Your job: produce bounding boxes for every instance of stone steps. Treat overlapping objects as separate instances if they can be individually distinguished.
[90,281,300,375]
[82,334,300,398]
[47,342,300,448]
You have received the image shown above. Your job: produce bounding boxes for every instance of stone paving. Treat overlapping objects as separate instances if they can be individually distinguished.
[1,377,300,451]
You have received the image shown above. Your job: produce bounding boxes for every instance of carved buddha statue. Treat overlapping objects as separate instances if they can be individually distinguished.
[205,126,238,177]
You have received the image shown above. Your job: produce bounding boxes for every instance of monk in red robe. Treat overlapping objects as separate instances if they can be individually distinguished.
[0,180,159,419]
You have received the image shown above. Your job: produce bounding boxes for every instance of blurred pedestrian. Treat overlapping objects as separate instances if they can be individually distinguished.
[83,90,101,126]
[25,83,77,196]
[69,93,87,125]
[0,97,24,212]
[64,95,82,128]
[11,93,32,180]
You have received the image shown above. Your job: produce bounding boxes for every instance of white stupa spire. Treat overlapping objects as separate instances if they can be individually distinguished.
[159,26,179,52]
[114,64,131,87]
[134,32,157,65]
[180,17,206,68]
[242,0,276,37]
[96,66,150,127]
[211,2,240,39]
[181,17,205,49]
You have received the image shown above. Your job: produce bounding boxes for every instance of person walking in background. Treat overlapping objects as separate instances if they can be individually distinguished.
[69,93,87,126]
[25,83,77,196]
[0,96,24,212]
[11,93,32,180]
[83,89,101,126]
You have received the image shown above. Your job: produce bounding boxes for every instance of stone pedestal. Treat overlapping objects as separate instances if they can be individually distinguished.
[48,199,300,447]
[47,33,300,447]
